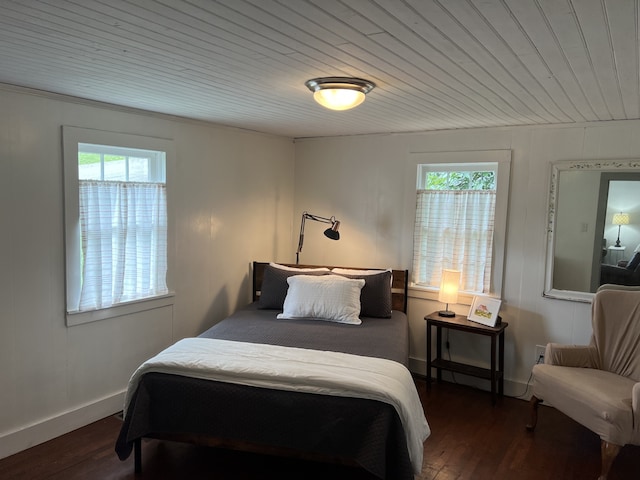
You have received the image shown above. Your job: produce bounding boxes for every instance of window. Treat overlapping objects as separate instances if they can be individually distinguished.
[414,163,497,293]
[63,127,174,325]
[409,151,511,297]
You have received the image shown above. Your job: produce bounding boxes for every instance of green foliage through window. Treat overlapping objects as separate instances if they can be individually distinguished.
[425,171,495,190]
[78,152,125,165]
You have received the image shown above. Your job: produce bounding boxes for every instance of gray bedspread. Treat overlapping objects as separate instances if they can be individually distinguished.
[199,302,409,365]
[115,303,414,479]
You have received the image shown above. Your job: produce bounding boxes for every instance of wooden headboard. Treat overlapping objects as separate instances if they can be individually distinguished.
[252,261,409,313]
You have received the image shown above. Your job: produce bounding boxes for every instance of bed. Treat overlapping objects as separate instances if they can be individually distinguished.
[115,262,429,479]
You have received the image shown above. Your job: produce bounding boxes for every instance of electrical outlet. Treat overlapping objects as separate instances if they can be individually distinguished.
[535,344,546,363]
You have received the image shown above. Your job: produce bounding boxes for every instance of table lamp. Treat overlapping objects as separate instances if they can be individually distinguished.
[438,269,461,317]
[612,212,629,247]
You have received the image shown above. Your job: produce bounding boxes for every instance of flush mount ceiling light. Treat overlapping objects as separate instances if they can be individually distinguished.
[304,77,376,111]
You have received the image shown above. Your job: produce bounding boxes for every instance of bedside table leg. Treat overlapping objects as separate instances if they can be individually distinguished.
[491,335,497,405]
[426,322,432,388]
[436,326,443,383]
[499,331,505,396]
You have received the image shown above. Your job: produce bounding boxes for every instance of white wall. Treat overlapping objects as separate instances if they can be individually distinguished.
[0,86,295,458]
[293,121,640,395]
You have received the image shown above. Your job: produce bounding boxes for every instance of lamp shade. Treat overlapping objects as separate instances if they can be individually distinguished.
[313,89,365,111]
[438,269,461,305]
[612,212,629,225]
[323,220,340,240]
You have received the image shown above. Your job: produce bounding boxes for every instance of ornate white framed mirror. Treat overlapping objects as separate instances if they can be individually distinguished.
[543,159,640,302]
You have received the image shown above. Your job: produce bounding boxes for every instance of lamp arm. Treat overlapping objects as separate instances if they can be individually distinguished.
[302,212,335,225]
[296,213,307,255]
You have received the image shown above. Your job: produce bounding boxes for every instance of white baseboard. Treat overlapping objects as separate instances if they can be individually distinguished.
[409,356,533,400]
[0,390,125,460]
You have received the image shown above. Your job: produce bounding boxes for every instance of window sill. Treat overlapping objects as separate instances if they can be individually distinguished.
[66,292,175,326]
[408,285,474,305]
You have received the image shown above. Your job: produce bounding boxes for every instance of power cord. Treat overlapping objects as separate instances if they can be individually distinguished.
[515,354,545,399]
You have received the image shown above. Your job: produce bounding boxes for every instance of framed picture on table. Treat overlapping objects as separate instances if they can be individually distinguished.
[468,296,502,327]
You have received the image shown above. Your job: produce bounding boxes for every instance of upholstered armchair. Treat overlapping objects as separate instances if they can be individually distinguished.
[526,286,640,480]
[600,250,640,286]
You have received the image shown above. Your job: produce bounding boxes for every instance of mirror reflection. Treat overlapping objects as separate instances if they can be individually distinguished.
[599,181,640,288]
[544,160,640,302]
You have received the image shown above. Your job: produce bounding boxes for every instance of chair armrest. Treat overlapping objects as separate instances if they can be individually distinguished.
[633,383,640,417]
[544,343,599,368]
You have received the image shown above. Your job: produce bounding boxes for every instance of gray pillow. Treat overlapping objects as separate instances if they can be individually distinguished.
[332,270,393,318]
[258,263,330,310]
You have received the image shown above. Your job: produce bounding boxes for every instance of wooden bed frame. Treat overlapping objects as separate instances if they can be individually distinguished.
[252,261,409,314]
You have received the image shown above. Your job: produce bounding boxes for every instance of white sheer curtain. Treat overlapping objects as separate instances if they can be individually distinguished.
[78,180,168,311]
[413,189,496,293]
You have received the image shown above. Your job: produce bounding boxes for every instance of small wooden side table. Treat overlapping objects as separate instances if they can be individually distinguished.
[424,311,508,405]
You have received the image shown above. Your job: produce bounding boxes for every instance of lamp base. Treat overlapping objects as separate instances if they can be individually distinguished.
[615,224,622,247]
[438,310,456,317]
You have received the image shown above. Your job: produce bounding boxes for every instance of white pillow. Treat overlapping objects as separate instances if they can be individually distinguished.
[277,274,365,325]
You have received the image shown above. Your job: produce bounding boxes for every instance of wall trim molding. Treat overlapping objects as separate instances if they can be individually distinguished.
[0,390,125,460]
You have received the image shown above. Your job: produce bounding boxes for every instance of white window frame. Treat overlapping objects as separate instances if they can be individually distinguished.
[404,150,511,302]
[62,126,175,326]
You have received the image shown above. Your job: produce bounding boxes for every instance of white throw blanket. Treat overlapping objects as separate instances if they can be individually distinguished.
[124,337,430,474]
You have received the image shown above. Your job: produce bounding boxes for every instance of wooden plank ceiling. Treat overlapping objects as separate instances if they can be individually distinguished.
[0,0,638,138]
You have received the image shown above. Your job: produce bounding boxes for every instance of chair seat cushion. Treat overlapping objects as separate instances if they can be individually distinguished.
[532,364,636,445]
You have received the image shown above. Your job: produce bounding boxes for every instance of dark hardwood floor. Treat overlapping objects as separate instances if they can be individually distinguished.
[1,379,638,479]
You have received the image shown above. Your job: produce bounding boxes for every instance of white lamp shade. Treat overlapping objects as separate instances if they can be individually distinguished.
[438,269,461,304]
[313,89,365,110]
[612,212,630,225]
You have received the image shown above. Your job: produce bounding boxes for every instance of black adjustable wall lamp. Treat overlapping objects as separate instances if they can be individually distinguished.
[296,211,340,264]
